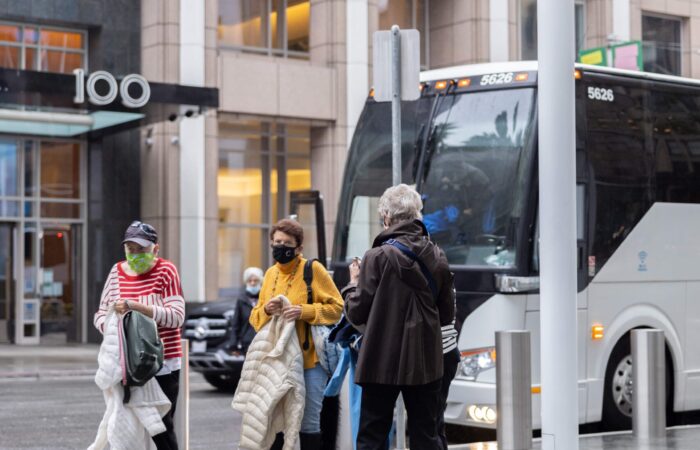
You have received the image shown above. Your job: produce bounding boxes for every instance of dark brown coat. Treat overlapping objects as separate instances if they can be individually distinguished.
[343,220,455,386]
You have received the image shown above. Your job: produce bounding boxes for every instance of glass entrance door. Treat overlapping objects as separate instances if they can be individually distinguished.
[39,224,82,344]
[0,222,15,343]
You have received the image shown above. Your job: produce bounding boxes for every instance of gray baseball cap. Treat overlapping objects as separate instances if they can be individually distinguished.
[122,221,158,248]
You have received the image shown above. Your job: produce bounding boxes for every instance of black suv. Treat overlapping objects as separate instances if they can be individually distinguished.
[184,300,244,391]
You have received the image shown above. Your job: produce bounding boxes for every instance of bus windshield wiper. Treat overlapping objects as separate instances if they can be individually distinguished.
[416,83,453,191]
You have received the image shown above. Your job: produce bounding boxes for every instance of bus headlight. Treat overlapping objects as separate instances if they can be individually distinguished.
[460,347,497,380]
[468,404,497,425]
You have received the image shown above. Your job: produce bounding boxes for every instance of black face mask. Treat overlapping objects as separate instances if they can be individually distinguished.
[272,245,297,264]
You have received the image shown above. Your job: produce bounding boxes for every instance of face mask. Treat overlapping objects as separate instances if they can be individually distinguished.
[272,245,297,264]
[126,251,156,274]
[246,284,261,296]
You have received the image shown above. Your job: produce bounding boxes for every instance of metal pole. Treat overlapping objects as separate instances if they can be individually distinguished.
[632,329,666,440]
[391,24,402,186]
[390,23,406,450]
[175,339,190,450]
[537,0,578,448]
[497,331,532,450]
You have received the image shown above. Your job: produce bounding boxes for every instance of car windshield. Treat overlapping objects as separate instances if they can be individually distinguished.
[421,88,536,267]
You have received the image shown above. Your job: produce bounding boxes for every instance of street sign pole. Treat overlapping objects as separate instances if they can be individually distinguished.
[372,25,419,449]
[391,25,402,187]
[537,0,579,449]
[391,25,407,450]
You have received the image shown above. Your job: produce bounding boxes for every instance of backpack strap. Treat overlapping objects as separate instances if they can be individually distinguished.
[302,259,317,351]
[383,239,439,300]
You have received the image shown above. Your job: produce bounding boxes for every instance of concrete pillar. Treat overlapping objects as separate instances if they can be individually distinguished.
[309,0,362,255]
[490,0,509,62]
[141,0,182,265]
[427,0,491,68]
[585,0,614,49]
[179,0,207,302]
[613,0,631,42]
[204,0,219,302]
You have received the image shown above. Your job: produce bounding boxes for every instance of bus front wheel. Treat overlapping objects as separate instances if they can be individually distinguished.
[602,333,673,431]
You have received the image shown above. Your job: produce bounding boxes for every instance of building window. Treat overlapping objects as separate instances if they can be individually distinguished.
[379,0,429,68]
[642,15,682,76]
[218,0,310,58]
[217,121,311,297]
[0,23,86,73]
[520,0,585,59]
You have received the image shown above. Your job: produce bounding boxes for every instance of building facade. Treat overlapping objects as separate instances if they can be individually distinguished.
[1,0,698,345]
[0,1,216,345]
[211,0,700,299]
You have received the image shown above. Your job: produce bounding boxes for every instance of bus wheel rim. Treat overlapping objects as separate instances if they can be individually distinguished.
[612,355,633,417]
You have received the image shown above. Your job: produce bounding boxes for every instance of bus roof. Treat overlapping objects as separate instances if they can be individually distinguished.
[419,60,700,88]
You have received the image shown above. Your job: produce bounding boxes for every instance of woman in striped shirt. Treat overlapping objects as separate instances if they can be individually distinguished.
[93,221,185,450]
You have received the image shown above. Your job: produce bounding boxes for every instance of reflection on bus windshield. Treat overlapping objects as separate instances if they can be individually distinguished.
[421,88,536,267]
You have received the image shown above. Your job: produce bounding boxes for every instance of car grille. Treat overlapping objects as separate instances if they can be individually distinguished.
[184,315,230,346]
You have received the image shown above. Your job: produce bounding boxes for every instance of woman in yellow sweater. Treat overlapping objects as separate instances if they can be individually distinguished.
[249,218,343,450]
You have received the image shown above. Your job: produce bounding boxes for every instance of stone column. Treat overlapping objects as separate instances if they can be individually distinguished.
[179,0,207,302]
[141,0,218,302]
[204,0,219,302]
[428,0,490,68]
[309,0,368,257]
[141,0,182,266]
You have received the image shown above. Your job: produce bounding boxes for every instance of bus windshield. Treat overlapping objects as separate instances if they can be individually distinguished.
[334,97,430,261]
[334,88,536,269]
[422,88,536,267]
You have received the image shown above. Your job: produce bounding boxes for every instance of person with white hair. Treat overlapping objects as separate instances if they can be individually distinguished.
[342,184,455,450]
[230,266,264,357]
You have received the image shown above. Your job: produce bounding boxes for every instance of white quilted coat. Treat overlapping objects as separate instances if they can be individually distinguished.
[88,307,171,450]
[232,299,306,450]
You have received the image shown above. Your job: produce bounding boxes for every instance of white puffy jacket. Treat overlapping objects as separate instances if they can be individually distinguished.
[232,298,305,450]
[88,307,171,450]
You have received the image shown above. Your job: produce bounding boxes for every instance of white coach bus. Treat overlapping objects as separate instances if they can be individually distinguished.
[327,61,700,430]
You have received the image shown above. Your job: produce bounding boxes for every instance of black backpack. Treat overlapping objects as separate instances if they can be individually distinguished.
[302,259,316,350]
[120,310,164,403]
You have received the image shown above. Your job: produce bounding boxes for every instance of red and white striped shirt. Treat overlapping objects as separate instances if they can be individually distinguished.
[94,258,186,360]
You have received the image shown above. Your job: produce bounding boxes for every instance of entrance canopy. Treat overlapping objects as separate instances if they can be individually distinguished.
[0,68,219,137]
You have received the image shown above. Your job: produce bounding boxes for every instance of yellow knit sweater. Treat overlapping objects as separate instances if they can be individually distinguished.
[249,256,344,369]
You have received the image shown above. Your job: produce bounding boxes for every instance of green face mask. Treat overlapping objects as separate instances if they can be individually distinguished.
[126,251,156,274]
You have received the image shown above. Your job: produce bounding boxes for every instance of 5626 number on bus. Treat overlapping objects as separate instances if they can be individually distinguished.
[588,86,614,102]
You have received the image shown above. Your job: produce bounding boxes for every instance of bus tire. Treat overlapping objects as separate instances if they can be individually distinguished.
[602,333,674,431]
[602,336,633,430]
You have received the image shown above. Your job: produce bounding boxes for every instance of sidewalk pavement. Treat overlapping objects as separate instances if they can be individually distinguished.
[0,343,99,379]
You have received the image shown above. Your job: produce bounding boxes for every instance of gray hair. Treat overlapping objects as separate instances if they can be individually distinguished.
[243,267,263,283]
[378,184,423,226]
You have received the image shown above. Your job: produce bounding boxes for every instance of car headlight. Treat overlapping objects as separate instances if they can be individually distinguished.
[223,309,235,321]
[459,347,496,380]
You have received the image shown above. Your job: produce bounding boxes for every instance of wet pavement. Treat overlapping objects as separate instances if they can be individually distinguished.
[3,344,700,449]
[0,370,242,449]
[451,426,700,449]
[0,343,98,379]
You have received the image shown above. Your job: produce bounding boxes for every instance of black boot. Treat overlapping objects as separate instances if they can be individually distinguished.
[299,432,322,450]
[269,432,284,450]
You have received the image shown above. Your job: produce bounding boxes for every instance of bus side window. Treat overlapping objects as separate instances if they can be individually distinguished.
[586,81,651,272]
[651,88,700,204]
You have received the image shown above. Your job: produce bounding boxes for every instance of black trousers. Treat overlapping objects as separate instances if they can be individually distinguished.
[438,349,460,450]
[357,379,442,450]
[153,370,180,450]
